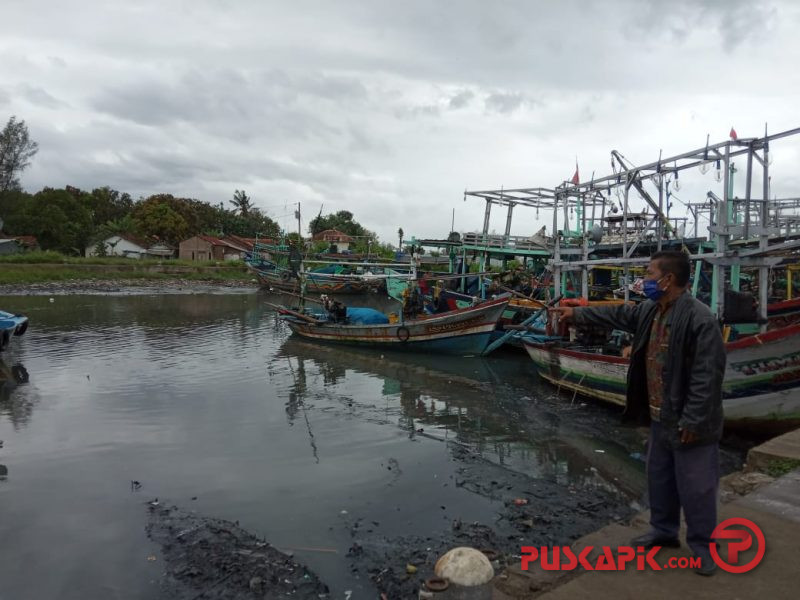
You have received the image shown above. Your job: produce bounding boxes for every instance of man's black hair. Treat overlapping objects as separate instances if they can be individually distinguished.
[651,250,691,287]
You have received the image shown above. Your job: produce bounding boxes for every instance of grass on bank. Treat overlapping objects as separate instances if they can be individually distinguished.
[0,264,254,285]
[0,250,255,284]
[0,251,231,268]
[764,458,800,478]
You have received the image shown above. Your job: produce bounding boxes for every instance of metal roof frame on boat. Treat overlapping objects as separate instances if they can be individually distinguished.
[460,126,800,328]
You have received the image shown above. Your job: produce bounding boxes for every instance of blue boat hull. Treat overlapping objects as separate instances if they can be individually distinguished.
[0,310,28,352]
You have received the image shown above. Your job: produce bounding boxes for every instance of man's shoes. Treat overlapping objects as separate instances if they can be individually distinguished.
[693,554,717,576]
[630,530,681,549]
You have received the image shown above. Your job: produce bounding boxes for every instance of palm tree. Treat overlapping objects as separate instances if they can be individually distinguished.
[397,227,404,251]
[231,189,253,217]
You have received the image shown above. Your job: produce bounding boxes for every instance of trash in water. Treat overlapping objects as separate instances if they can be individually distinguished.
[594,449,606,454]
[513,498,529,506]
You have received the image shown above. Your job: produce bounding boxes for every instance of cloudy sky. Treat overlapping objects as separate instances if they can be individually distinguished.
[2,0,799,243]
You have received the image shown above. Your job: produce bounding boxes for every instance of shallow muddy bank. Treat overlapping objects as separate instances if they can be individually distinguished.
[147,503,330,599]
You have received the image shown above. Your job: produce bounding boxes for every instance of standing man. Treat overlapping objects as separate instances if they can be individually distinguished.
[551,251,726,575]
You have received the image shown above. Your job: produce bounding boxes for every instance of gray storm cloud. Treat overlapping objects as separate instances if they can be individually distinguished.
[0,0,797,242]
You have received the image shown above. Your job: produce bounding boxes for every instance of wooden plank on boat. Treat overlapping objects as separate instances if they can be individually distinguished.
[265,302,323,324]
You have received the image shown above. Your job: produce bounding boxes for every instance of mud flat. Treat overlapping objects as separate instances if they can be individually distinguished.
[146,503,330,599]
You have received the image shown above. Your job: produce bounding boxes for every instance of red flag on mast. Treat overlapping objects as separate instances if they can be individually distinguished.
[571,162,579,185]
[729,127,738,141]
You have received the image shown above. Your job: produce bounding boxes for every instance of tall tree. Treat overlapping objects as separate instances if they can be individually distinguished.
[10,187,92,253]
[230,189,253,217]
[308,210,367,238]
[131,195,193,246]
[0,116,39,193]
[397,227,404,249]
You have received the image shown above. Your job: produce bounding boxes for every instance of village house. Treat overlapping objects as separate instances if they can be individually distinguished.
[0,235,40,255]
[178,235,257,261]
[85,234,175,259]
[312,229,352,253]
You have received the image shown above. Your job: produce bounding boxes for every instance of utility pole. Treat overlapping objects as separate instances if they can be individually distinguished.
[295,202,302,239]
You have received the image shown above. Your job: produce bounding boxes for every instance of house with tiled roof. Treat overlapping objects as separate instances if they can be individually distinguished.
[312,229,352,252]
[0,235,40,254]
[178,235,258,261]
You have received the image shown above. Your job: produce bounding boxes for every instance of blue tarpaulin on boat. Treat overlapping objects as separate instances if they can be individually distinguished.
[346,307,389,324]
[313,265,345,274]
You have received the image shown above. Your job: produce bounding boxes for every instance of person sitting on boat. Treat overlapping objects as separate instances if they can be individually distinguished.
[550,250,725,576]
[320,294,347,323]
[402,285,425,319]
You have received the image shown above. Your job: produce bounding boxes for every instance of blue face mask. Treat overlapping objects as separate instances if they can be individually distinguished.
[643,276,666,301]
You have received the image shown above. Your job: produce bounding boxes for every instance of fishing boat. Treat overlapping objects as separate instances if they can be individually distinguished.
[474,126,800,431]
[522,323,800,431]
[0,310,28,353]
[766,297,800,330]
[276,295,510,355]
[245,235,383,294]
[248,260,380,294]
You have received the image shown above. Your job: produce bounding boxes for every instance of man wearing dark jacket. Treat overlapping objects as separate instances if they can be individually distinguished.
[551,251,726,575]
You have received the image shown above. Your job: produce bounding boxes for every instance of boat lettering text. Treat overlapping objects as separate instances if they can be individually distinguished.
[426,316,484,334]
[729,350,800,376]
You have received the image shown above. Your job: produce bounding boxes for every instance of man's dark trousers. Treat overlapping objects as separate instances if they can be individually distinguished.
[647,420,719,557]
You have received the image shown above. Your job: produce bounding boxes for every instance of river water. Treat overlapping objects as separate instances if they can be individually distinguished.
[0,291,651,599]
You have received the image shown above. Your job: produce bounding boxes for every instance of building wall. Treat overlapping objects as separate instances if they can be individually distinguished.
[0,240,21,255]
[146,244,176,258]
[179,237,215,261]
[86,236,147,258]
[223,248,244,260]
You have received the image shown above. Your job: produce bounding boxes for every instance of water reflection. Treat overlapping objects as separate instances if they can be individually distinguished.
[0,359,31,429]
[276,337,644,496]
[282,356,320,463]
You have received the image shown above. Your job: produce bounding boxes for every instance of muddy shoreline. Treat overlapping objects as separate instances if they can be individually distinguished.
[147,503,330,599]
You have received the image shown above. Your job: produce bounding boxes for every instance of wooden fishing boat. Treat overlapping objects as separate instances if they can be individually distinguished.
[248,262,380,294]
[766,297,800,330]
[522,323,800,431]
[277,295,510,355]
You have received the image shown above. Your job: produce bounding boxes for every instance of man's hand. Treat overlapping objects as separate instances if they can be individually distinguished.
[679,428,698,444]
[548,306,575,323]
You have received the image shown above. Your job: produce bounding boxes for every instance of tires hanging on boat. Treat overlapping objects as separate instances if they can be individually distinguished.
[0,330,9,351]
[396,326,411,342]
[280,271,291,282]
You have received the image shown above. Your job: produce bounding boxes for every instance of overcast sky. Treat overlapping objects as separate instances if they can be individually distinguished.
[2,0,799,243]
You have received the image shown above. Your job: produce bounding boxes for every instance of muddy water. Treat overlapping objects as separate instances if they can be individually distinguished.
[0,291,647,599]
